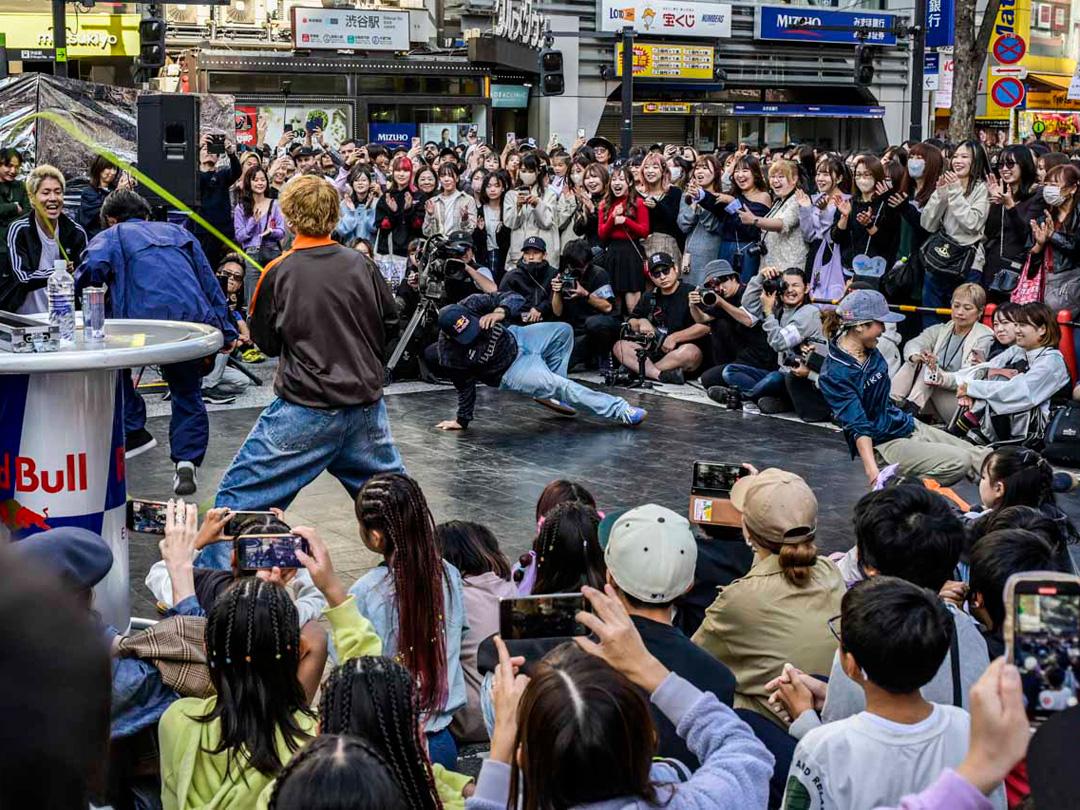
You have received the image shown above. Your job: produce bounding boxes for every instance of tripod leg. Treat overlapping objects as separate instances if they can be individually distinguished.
[386,302,429,374]
[226,356,263,386]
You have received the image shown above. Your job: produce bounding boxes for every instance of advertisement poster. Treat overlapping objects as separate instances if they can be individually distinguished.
[234,102,351,149]
[418,123,481,147]
[614,42,714,80]
[1017,111,1080,140]
[599,0,732,39]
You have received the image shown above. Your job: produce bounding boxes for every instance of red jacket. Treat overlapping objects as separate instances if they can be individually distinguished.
[598,196,649,243]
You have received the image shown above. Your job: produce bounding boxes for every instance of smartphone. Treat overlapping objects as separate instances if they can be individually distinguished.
[724,198,743,215]
[506,132,516,144]
[305,114,326,133]
[224,510,283,537]
[467,125,478,138]
[283,125,293,134]
[127,498,169,534]
[692,461,750,496]
[499,593,588,640]
[411,136,421,149]
[577,128,586,139]
[207,133,226,155]
[551,132,560,145]
[234,534,310,571]
[923,365,942,385]
[1004,572,1080,722]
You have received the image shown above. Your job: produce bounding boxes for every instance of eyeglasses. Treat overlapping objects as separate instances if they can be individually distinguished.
[827,614,842,645]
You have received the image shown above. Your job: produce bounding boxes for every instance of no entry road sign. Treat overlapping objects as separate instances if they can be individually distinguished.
[993,34,1026,65]
[990,76,1025,108]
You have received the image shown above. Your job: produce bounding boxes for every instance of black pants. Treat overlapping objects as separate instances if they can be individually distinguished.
[785,375,832,423]
[569,314,621,368]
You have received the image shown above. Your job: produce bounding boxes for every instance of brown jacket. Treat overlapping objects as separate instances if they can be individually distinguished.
[250,234,399,408]
[692,552,844,728]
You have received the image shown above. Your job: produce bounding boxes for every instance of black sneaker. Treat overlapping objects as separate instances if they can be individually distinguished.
[757,396,791,415]
[125,428,157,459]
[202,389,238,405]
[658,368,685,385]
[173,462,197,497]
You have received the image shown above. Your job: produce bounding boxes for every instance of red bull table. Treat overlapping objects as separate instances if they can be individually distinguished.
[0,319,222,630]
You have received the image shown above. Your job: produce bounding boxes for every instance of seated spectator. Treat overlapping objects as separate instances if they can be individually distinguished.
[987,301,1020,360]
[317,657,474,807]
[891,284,993,424]
[692,468,844,728]
[550,238,620,371]
[612,251,709,385]
[710,265,823,414]
[470,587,774,809]
[603,504,737,768]
[498,235,556,323]
[779,577,1005,810]
[953,302,1071,444]
[266,735,408,810]
[436,520,517,743]
[512,500,606,597]
[347,473,466,771]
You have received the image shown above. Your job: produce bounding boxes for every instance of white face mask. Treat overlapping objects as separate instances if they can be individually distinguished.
[855,177,876,193]
[1043,185,1065,206]
[907,158,925,179]
[518,171,537,186]
[669,165,683,182]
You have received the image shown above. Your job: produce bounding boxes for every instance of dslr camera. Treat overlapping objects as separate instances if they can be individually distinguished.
[761,276,788,296]
[696,286,721,308]
[620,321,659,351]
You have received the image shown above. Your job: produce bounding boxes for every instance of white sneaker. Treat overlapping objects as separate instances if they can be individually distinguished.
[173,461,197,496]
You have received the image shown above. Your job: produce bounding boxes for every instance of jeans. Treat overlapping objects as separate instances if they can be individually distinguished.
[197,396,404,568]
[503,323,631,421]
[123,359,209,465]
[426,728,458,771]
[719,240,762,284]
[721,364,785,401]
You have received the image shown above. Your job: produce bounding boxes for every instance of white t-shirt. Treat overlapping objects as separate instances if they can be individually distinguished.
[16,219,60,315]
[483,205,500,251]
[782,705,1005,810]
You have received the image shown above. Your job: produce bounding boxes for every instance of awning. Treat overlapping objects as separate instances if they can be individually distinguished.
[1028,73,1073,91]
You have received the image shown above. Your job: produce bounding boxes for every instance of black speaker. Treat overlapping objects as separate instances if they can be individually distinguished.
[137,94,200,209]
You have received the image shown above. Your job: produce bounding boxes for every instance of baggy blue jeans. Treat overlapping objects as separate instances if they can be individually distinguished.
[502,323,630,421]
[197,396,404,568]
[123,359,209,465]
[721,364,786,401]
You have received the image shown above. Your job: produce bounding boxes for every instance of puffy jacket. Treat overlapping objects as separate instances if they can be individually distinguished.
[77,219,237,342]
[0,212,88,311]
[1029,203,1080,316]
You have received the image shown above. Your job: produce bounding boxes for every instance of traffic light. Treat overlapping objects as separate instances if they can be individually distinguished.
[854,43,874,86]
[539,48,564,96]
[138,17,166,70]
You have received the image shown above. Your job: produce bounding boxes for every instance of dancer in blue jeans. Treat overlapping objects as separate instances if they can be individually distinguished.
[200,175,404,569]
[427,291,647,430]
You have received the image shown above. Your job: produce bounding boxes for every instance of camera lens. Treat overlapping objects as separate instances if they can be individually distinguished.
[700,289,719,308]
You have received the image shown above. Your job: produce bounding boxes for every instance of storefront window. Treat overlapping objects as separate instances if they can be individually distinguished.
[208,73,348,96]
[367,103,488,145]
[1029,0,1080,58]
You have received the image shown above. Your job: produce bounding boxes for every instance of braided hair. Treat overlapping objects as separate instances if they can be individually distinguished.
[199,579,313,777]
[354,474,449,716]
[319,657,443,810]
[268,735,408,810]
[531,501,606,595]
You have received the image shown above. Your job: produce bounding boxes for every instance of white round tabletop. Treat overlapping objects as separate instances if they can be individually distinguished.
[0,318,223,373]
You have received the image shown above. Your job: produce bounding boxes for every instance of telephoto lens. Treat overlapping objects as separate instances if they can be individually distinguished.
[699,288,719,308]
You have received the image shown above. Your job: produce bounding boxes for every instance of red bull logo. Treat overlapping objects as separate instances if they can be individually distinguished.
[453,315,471,334]
[0,452,88,494]
[0,499,50,531]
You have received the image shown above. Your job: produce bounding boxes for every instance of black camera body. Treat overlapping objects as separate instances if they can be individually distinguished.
[621,321,658,351]
[761,276,788,296]
[559,270,578,290]
[745,241,767,259]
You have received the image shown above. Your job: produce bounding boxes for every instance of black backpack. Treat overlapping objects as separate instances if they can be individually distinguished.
[1043,402,1080,466]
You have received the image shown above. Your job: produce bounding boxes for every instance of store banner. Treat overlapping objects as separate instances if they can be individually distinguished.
[732,103,885,118]
[0,12,140,57]
[1069,63,1080,101]
[491,84,530,108]
[614,42,714,80]
[233,103,351,149]
[290,7,409,52]
[369,123,416,147]
[755,6,898,46]
[599,0,732,39]
[1017,111,1080,139]
[925,0,954,49]
[234,106,258,146]
[935,56,954,109]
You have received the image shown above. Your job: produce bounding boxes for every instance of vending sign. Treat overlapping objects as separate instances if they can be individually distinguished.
[599,0,732,39]
[755,5,898,46]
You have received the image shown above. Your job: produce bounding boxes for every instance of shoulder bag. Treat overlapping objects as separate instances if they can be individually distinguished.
[919,231,977,278]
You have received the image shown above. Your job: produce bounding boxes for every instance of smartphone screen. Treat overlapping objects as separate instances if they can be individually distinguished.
[577,128,586,139]
[499,594,588,640]
[692,461,750,496]
[225,510,283,537]
[127,498,169,534]
[1010,580,1080,720]
[234,534,310,571]
[506,132,516,144]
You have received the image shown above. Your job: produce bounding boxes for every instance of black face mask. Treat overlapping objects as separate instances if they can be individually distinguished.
[522,261,546,276]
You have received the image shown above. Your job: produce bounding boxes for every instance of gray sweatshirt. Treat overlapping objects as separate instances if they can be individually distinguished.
[741,272,824,367]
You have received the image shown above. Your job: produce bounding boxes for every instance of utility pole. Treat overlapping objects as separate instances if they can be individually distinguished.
[52,0,67,77]
[908,0,927,141]
[620,25,634,159]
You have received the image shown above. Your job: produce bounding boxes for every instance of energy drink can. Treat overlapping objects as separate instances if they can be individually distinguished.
[82,285,107,342]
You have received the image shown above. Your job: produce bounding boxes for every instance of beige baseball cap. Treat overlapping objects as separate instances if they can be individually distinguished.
[604,504,697,604]
[730,468,817,545]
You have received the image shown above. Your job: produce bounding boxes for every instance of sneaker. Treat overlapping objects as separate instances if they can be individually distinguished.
[658,368,685,386]
[125,428,157,459]
[1052,471,1080,493]
[202,389,238,405]
[621,406,647,426]
[707,385,733,404]
[173,461,197,497]
[533,398,577,417]
[757,396,790,415]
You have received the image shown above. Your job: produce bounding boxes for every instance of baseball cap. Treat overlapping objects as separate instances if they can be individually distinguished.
[648,252,675,272]
[836,289,904,324]
[522,236,547,253]
[437,304,480,345]
[604,504,697,604]
[730,468,817,545]
[294,146,318,158]
[701,259,737,283]
[12,527,113,590]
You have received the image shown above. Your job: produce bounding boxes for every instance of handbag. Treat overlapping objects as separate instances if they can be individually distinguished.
[253,209,283,267]
[919,232,977,278]
[990,223,1022,293]
[1011,252,1047,305]
[809,239,846,306]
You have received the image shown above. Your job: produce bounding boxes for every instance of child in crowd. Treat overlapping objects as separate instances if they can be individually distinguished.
[780,577,1006,810]
[267,736,408,810]
[511,501,605,596]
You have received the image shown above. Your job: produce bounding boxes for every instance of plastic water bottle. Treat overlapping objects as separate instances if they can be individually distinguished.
[47,259,76,346]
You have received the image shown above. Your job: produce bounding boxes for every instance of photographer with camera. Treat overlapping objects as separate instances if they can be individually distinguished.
[427,292,646,429]
[612,252,710,386]
[551,239,620,370]
[398,230,496,310]
[498,236,557,324]
[706,265,823,414]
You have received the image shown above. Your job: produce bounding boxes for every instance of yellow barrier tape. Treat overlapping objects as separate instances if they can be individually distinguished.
[14,110,263,273]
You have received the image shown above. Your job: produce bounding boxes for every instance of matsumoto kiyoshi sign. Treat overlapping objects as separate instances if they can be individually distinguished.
[290,8,410,51]
[599,0,732,39]
[756,5,898,46]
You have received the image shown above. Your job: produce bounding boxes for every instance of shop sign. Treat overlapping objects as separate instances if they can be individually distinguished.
[369,123,417,147]
[234,103,352,149]
[491,84,530,109]
[599,0,731,39]
[936,56,954,109]
[1069,63,1080,102]
[493,0,547,50]
[290,8,410,52]
[0,13,140,57]
[642,102,692,114]
[732,103,885,118]
[925,0,954,48]
[755,6,898,46]
[614,42,713,80]
[1017,111,1080,140]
